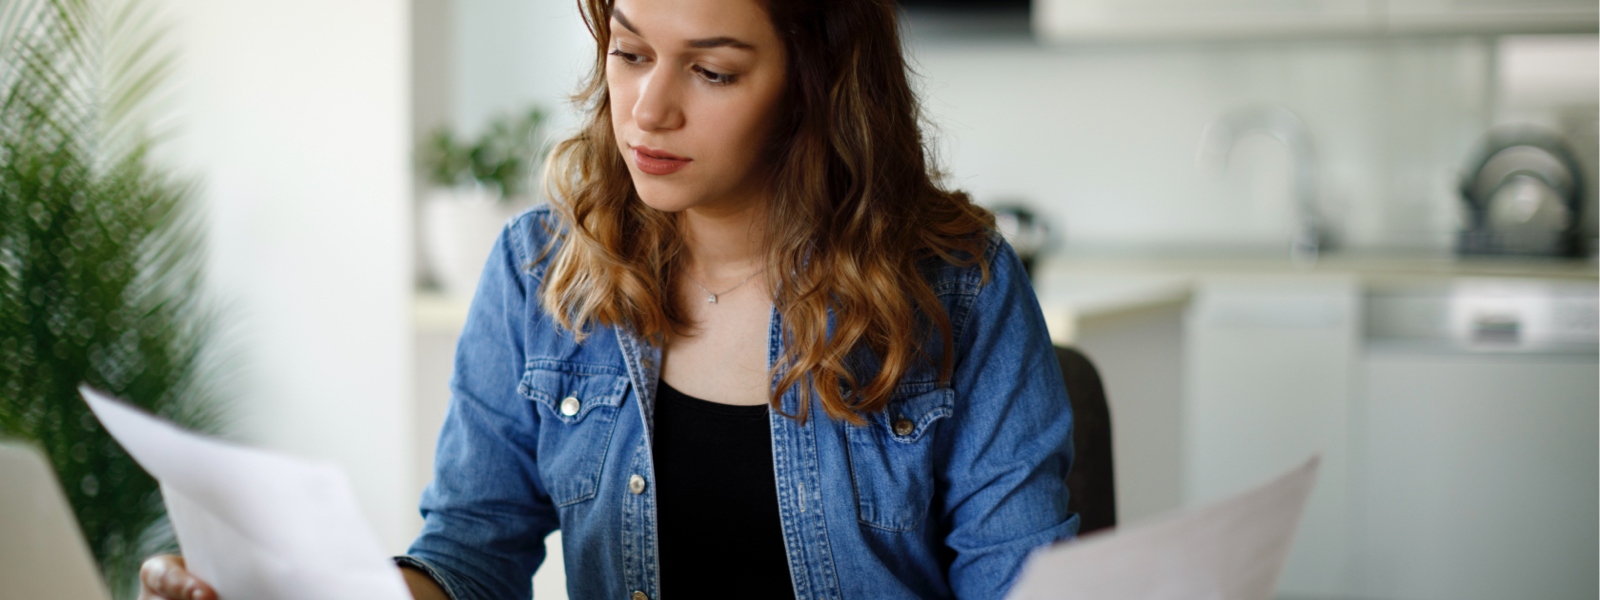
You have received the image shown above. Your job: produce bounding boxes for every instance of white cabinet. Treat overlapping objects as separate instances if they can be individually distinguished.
[1037,256,1597,599]
[1035,274,1194,523]
[1352,278,1599,600]
[1034,0,1373,41]
[1386,0,1600,34]
[1182,276,1361,598]
[1033,0,1597,41]
[1179,274,1598,599]
[1354,349,1598,600]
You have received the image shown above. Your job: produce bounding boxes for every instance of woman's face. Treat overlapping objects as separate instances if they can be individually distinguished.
[606,0,788,216]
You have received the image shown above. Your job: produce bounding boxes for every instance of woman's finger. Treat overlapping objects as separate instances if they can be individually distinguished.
[139,555,216,600]
[139,555,173,598]
[139,555,183,598]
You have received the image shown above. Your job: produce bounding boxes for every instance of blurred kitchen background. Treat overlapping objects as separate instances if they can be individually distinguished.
[138,0,1597,599]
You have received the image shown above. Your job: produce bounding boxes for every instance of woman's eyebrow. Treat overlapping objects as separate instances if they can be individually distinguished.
[611,8,753,51]
[612,9,642,35]
[687,36,753,50]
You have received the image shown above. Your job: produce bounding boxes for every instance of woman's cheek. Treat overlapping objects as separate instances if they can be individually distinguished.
[606,74,637,127]
[705,101,758,151]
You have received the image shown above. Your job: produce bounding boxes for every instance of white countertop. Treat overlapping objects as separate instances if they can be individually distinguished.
[1033,250,1598,282]
[414,292,473,334]
[1028,250,1596,344]
[1030,275,1193,345]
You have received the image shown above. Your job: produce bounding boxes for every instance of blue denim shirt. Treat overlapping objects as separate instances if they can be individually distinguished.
[401,205,1076,600]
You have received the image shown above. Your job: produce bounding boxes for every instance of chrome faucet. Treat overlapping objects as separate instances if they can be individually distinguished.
[1198,105,1330,264]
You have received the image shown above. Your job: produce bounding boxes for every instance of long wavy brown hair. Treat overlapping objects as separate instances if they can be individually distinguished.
[541,0,993,424]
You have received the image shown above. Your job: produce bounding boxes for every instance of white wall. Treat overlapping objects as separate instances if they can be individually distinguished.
[454,0,593,147]
[1494,34,1600,240]
[908,36,1495,252]
[155,0,418,553]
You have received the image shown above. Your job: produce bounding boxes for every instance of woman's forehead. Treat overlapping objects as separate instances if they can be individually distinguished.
[610,0,777,49]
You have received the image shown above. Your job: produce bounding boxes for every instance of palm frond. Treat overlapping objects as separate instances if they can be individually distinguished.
[0,1,227,598]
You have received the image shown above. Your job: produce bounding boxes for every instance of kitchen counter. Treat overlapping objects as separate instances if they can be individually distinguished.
[1029,250,1596,345]
[1030,274,1192,345]
[414,292,473,334]
[1034,249,1598,281]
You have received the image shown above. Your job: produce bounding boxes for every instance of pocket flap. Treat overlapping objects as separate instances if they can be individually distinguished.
[865,385,953,444]
[518,360,629,423]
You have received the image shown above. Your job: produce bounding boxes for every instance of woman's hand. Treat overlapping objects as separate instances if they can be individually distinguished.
[138,555,215,600]
[137,554,446,600]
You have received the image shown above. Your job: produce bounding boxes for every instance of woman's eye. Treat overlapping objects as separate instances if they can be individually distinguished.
[694,66,736,86]
[608,49,646,64]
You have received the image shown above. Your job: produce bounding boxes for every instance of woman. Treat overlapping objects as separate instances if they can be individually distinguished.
[140,0,1075,598]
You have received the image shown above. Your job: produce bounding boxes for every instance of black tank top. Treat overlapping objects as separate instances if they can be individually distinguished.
[652,379,796,599]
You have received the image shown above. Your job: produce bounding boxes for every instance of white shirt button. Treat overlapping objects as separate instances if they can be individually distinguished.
[560,396,581,416]
[628,474,646,495]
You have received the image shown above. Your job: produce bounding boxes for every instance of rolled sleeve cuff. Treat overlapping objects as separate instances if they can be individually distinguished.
[395,555,468,600]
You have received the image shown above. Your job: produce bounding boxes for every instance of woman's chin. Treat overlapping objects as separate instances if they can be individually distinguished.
[631,176,763,216]
[632,186,698,214]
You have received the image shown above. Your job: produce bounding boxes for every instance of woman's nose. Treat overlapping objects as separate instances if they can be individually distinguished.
[633,69,684,132]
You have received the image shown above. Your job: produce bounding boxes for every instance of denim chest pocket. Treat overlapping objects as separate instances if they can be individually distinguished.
[519,360,630,507]
[845,385,954,531]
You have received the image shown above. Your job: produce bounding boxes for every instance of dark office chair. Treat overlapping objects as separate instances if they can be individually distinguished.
[1054,345,1116,535]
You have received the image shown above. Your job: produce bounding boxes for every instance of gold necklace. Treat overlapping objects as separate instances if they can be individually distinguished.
[684,268,765,304]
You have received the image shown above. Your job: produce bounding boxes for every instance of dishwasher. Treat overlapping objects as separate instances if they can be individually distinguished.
[1353,277,1597,600]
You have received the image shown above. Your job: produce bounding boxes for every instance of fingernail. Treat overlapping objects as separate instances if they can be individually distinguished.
[190,588,204,600]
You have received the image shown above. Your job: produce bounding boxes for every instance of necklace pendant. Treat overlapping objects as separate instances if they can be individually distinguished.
[707,294,717,304]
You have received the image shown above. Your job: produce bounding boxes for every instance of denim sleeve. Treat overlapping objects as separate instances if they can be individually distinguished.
[402,215,560,600]
[940,238,1078,599]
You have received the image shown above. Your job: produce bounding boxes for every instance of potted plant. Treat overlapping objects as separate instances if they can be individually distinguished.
[417,107,550,297]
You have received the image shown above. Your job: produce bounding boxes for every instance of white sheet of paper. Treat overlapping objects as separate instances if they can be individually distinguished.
[80,386,411,600]
[1006,456,1320,600]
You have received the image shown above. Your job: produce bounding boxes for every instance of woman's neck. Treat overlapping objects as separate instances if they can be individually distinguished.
[680,200,766,281]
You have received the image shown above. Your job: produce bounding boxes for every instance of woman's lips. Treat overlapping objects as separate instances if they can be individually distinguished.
[632,146,691,176]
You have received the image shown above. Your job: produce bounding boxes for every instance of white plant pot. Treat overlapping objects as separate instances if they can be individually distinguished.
[421,187,532,299]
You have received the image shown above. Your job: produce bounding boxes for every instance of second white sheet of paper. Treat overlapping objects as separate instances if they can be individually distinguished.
[1007,456,1320,600]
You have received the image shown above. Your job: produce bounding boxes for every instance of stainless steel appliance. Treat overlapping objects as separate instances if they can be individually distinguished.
[1457,126,1588,257]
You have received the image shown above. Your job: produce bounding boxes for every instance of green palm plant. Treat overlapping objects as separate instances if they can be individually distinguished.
[0,0,226,597]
